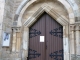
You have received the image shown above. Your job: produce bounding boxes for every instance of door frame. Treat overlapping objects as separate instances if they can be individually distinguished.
[22,6,69,60]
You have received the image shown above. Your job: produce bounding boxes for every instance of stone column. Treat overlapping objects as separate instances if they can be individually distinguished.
[22,27,29,60]
[12,27,21,52]
[75,25,80,60]
[12,28,17,52]
[63,26,69,60]
[70,25,76,60]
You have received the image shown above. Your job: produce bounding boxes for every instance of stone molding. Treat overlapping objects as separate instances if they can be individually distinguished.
[70,23,80,31]
[23,6,69,27]
[15,0,75,26]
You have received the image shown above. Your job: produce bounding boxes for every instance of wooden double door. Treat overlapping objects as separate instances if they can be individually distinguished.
[28,13,63,60]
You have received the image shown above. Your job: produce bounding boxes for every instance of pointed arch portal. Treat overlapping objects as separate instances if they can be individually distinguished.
[22,6,69,60]
[28,12,63,60]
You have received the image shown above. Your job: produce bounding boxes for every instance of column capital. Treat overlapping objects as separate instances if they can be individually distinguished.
[12,27,21,32]
[75,25,80,31]
[74,22,80,31]
[70,25,75,31]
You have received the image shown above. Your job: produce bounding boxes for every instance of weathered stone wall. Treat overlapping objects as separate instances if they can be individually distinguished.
[2,0,22,31]
[3,0,14,32]
[74,0,80,8]
[0,0,80,60]
[0,0,23,60]
[0,0,20,60]
[14,0,22,13]
[0,0,5,59]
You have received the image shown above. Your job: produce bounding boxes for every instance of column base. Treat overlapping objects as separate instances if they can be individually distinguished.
[71,54,80,60]
[71,54,76,60]
[76,55,80,60]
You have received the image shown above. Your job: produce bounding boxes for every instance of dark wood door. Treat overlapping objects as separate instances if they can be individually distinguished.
[28,13,63,60]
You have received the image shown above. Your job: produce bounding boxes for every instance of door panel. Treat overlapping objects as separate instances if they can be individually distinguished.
[28,13,63,60]
[45,14,63,60]
[28,13,46,60]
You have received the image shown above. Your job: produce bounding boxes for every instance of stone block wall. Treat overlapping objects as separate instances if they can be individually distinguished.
[0,0,22,60]
[14,0,22,13]
[2,0,22,32]
[0,0,23,60]
[3,0,14,32]
[0,0,80,60]
[1,0,15,59]
[0,0,5,60]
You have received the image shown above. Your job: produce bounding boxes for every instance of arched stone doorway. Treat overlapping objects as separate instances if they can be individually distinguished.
[13,0,76,60]
[22,5,69,60]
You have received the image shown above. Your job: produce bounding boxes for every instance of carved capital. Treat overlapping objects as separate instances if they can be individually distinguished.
[12,27,21,32]
[74,22,80,31]
[70,25,75,31]
[75,25,80,31]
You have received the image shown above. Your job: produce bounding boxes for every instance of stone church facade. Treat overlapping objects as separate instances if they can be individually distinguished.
[0,0,80,60]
